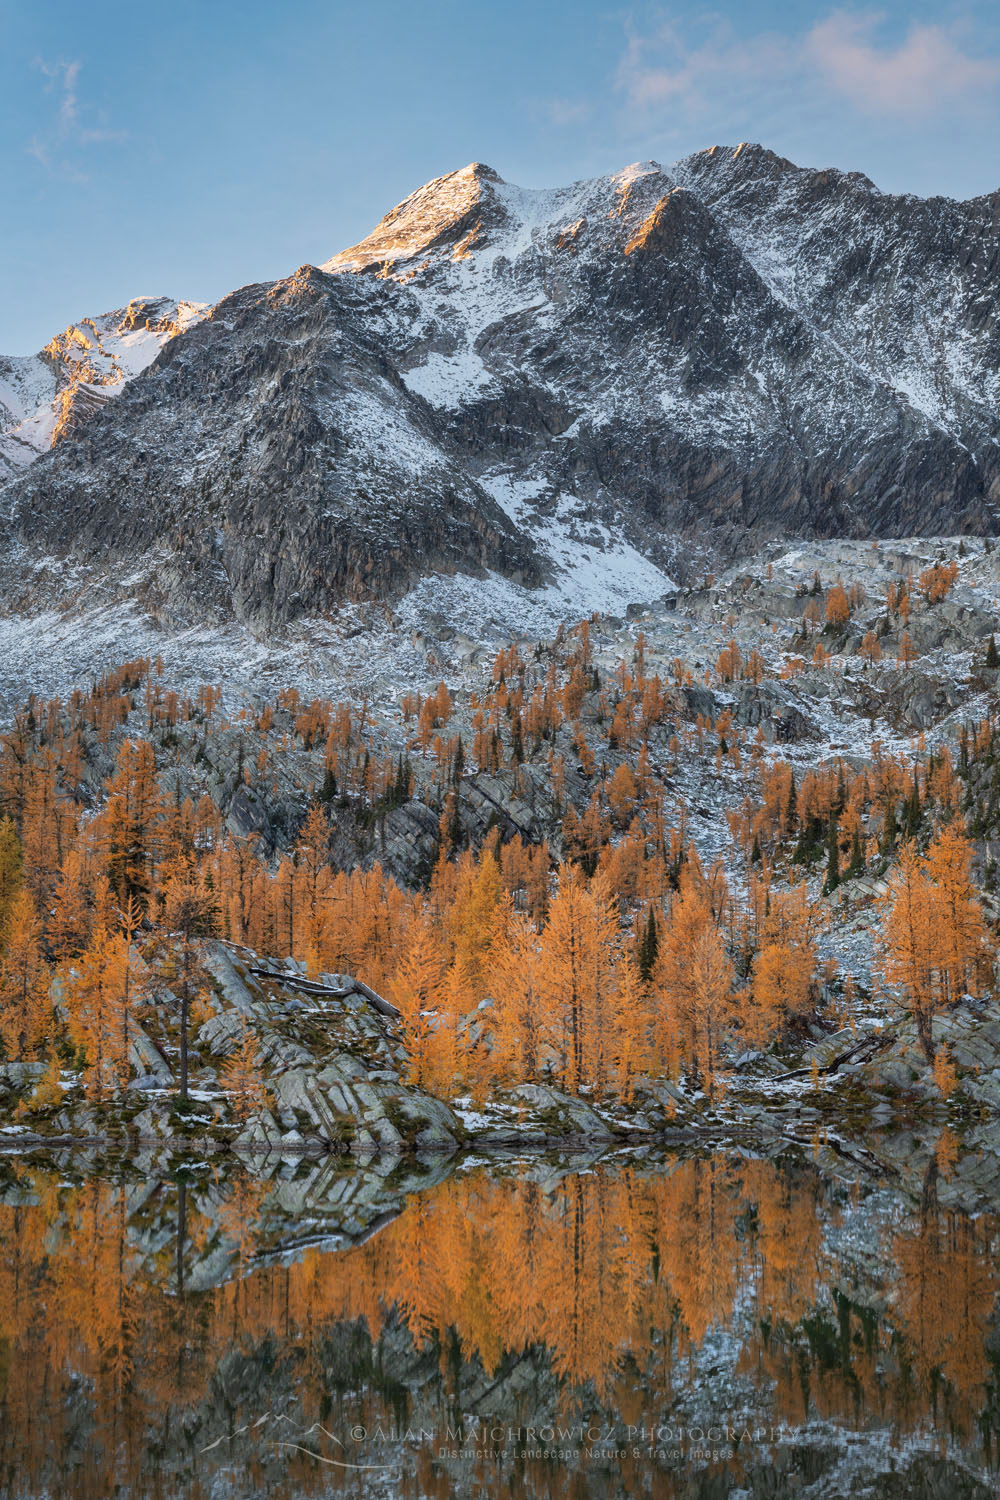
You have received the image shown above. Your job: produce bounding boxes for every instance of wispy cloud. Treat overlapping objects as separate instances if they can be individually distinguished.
[28,57,128,182]
[616,18,785,112]
[805,12,1000,116]
[615,9,1000,125]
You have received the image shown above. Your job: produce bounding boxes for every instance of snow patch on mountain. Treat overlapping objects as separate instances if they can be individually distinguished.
[480,472,676,626]
[332,379,454,482]
[401,347,496,408]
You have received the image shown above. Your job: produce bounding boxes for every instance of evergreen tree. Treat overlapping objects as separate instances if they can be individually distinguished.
[451,736,465,787]
[903,768,922,838]
[881,799,899,855]
[447,793,463,851]
[823,813,840,895]
[785,773,798,831]
[834,763,847,815]
[510,712,524,764]
[638,906,659,982]
[397,755,408,804]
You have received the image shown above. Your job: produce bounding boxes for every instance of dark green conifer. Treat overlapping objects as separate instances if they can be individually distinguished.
[823,812,840,894]
[638,907,659,982]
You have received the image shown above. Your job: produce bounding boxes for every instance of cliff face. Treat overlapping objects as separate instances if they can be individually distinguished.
[4,148,1000,628]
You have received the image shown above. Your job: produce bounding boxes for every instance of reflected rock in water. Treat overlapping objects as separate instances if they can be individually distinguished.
[1,1146,999,1497]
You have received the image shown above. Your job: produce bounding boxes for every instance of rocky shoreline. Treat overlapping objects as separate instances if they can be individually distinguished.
[3,938,1000,1167]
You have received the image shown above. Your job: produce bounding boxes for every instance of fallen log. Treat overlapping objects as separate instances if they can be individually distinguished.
[774,1025,896,1083]
[248,966,402,1020]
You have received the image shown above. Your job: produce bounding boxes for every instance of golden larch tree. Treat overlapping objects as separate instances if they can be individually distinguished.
[220,1019,272,1124]
[0,889,50,1061]
[536,871,619,1094]
[879,826,988,1060]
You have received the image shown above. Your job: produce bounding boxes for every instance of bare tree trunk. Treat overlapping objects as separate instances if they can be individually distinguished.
[916,1004,934,1064]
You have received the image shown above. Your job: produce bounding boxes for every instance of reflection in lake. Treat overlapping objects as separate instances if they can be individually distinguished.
[1,1145,999,1497]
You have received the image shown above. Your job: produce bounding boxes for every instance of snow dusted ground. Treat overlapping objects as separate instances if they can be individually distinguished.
[396,536,674,648]
[0,550,670,720]
[0,531,991,1025]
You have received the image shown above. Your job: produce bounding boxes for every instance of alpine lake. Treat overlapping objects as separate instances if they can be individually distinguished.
[2,1135,999,1499]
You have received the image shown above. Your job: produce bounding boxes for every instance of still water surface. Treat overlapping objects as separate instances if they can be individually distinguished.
[1,1144,999,1497]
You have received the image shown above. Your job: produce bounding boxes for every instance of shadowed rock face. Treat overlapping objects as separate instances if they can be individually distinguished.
[4,147,1000,627]
[4,270,544,630]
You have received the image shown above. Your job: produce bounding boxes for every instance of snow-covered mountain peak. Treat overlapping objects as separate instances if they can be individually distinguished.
[323,162,510,274]
[325,158,684,286]
[0,295,207,478]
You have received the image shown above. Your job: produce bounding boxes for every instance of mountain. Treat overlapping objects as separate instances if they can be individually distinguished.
[0,297,206,479]
[3,146,999,631]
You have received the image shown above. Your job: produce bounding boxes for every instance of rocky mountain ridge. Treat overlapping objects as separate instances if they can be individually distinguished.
[0,296,206,479]
[3,145,1000,633]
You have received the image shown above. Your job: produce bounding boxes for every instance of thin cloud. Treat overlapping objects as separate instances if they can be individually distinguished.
[37,57,81,127]
[28,57,128,182]
[616,19,787,111]
[616,9,1000,123]
[806,12,1000,116]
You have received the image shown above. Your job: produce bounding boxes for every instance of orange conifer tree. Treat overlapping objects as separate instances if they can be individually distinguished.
[0,889,50,1061]
[220,1019,272,1124]
[537,872,618,1094]
[651,862,733,1085]
[389,916,448,1092]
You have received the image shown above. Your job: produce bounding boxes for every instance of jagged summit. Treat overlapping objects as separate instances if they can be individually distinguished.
[324,157,681,277]
[676,140,882,198]
[324,162,510,273]
[0,296,206,478]
[690,141,799,172]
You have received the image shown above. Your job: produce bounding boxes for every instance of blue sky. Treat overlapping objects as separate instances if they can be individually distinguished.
[4,0,1000,351]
